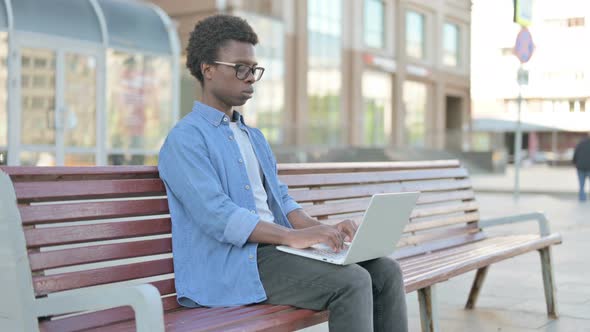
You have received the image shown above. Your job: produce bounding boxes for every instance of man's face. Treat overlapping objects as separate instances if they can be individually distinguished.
[205,40,258,107]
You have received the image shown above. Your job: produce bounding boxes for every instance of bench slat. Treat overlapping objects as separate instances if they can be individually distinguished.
[13,179,166,202]
[280,168,468,187]
[84,305,294,332]
[306,199,477,222]
[277,160,461,174]
[392,232,487,260]
[411,201,478,219]
[20,199,169,225]
[289,179,472,202]
[24,218,171,247]
[33,258,174,296]
[401,236,526,274]
[405,212,480,233]
[39,296,181,332]
[29,238,172,271]
[168,305,295,332]
[397,225,479,247]
[1,166,158,178]
[212,308,329,332]
[403,234,562,292]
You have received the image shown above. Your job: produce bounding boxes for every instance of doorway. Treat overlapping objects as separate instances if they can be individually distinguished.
[11,39,101,166]
[445,95,463,150]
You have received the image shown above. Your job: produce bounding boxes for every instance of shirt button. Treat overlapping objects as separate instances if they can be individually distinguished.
[238,158,243,163]
[249,255,254,260]
[250,209,256,214]
[222,117,228,122]
[245,185,250,190]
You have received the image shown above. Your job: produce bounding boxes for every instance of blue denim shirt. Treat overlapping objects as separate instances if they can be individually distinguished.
[158,101,301,307]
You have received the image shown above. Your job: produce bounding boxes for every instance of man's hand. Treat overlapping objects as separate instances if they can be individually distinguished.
[285,225,348,252]
[332,219,358,242]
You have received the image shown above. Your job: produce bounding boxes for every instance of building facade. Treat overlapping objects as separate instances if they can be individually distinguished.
[151,0,472,161]
[471,0,590,161]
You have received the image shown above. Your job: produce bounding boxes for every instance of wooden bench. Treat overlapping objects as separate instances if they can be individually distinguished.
[0,160,561,332]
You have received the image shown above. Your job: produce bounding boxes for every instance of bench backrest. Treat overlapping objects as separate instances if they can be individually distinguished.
[0,160,481,323]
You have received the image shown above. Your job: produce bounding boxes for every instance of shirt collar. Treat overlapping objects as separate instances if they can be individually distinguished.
[194,101,246,127]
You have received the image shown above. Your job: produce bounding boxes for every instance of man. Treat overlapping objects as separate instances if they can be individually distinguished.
[573,134,590,201]
[158,15,407,332]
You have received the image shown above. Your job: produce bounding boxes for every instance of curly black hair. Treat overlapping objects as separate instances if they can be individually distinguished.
[186,15,259,84]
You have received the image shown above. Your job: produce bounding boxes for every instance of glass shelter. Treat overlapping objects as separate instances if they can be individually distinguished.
[0,0,180,166]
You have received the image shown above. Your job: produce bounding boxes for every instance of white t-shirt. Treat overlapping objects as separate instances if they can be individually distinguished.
[229,122,275,223]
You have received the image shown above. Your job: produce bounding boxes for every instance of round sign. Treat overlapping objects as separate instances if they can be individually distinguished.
[514,27,534,63]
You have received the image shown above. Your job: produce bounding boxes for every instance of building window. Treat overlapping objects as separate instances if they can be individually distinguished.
[443,22,460,67]
[308,0,342,146]
[362,71,392,146]
[240,13,285,145]
[406,10,425,59]
[107,51,173,165]
[0,32,7,165]
[403,81,427,147]
[364,0,385,49]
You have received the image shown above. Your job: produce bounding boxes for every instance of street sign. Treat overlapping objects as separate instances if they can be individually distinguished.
[514,27,534,63]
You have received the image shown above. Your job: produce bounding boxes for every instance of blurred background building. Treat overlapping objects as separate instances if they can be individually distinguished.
[1,0,474,166]
[149,0,473,163]
[0,0,179,166]
[471,0,590,165]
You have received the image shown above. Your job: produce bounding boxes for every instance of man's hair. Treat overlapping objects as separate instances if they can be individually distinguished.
[186,15,259,84]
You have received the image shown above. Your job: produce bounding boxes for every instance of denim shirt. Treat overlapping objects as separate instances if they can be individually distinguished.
[158,101,301,307]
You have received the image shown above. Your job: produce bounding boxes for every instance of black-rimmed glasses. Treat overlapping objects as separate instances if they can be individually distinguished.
[213,61,265,81]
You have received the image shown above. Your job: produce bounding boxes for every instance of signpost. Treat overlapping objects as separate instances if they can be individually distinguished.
[513,26,534,200]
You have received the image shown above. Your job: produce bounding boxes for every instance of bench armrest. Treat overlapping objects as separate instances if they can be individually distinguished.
[479,212,551,236]
[34,284,164,332]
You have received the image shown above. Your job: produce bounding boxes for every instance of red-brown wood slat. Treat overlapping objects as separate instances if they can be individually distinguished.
[402,233,562,292]
[39,296,181,332]
[19,199,169,225]
[277,160,461,175]
[24,218,171,247]
[13,179,166,202]
[169,305,295,332]
[29,238,172,271]
[392,232,487,260]
[211,308,329,332]
[280,168,468,187]
[77,305,294,332]
[0,165,158,181]
[33,258,174,296]
[289,178,472,202]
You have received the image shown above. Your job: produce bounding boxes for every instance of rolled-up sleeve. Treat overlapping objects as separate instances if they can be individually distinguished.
[159,128,259,247]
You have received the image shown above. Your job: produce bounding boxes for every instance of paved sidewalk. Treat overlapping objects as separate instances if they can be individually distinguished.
[406,192,590,331]
[471,165,580,197]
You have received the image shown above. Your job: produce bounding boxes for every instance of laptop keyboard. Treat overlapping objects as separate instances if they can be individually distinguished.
[310,243,350,259]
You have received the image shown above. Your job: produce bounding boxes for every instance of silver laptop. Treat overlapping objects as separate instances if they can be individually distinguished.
[276,192,419,265]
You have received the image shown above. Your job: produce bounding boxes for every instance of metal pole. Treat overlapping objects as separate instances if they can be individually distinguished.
[514,65,523,201]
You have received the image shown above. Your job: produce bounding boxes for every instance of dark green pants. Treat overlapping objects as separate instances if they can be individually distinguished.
[257,245,408,332]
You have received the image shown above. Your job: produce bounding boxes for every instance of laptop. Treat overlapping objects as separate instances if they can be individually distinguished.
[276,192,419,265]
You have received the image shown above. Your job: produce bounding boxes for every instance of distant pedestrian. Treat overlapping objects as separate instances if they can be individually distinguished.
[573,134,590,201]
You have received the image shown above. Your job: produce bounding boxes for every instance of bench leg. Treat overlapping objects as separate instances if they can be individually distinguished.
[417,286,440,332]
[539,247,559,318]
[465,266,489,309]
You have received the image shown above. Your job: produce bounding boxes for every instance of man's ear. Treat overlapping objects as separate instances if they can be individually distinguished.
[201,63,214,81]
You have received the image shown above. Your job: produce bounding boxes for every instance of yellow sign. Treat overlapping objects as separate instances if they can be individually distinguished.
[513,0,532,27]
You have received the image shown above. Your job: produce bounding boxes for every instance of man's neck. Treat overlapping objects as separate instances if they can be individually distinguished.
[201,94,233,118]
